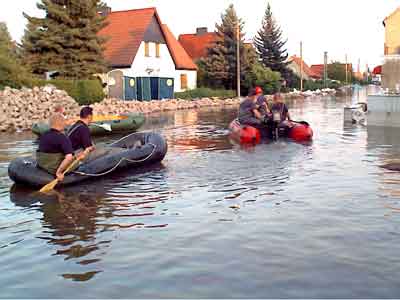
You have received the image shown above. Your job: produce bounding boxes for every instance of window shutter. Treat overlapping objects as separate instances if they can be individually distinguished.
[156,43,160,58]
[145,42,150,57]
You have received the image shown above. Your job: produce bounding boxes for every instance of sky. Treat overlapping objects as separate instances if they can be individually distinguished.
[1,0,399,71]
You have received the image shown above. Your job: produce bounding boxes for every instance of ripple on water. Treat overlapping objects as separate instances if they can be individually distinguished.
[1,97,400,298]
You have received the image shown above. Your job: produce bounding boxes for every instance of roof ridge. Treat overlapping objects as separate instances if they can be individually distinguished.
[109,7,156,14]
[178,32,217,36]
[161,24,197,70]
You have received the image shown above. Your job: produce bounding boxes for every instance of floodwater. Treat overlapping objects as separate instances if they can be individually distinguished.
[1,86,400,298]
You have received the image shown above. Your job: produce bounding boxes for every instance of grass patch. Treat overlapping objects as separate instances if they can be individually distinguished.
[175,88,236,100]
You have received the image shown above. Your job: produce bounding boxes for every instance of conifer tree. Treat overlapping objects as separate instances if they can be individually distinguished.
[0,22,32,88]
[254,3,290,81]
[202,4,253,90]
[22,0,108,79]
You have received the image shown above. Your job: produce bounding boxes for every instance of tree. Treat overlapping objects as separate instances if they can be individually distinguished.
[328,61,353,83]
[202,4,255,92]
[242,62,281,95]
[254,3,290,82]
[0,23,32,88]
[22,0,108,79]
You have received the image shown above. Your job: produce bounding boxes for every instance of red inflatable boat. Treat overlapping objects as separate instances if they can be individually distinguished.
[229,119,313,144]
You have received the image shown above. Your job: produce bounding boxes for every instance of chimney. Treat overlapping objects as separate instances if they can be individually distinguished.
[196,27,208,36]
[98,5,111,17]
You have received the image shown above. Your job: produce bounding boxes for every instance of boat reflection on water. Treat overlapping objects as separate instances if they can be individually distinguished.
[9,162,171,282]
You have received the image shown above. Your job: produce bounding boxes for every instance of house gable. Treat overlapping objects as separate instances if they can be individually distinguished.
[143,15,166,44]
[98,8,159,68]
[383,7,400,55]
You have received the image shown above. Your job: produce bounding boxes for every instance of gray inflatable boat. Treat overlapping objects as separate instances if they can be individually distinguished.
[8,132,168,187]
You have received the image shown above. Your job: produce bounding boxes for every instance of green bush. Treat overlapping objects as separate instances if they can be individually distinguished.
[175,88,236,99]
[33,79,105,105]
[242,62,281,96]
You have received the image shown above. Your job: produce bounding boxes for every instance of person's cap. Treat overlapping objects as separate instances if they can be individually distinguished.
[248,88,257,97]
[255,86,263,95]
[80,106,93,118]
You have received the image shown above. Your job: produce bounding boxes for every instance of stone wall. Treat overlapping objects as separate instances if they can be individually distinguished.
[0,85,80,132]
[0,85,336,133]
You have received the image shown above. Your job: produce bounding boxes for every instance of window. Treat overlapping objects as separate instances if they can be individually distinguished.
[156,43,160,58]
[180,74,188,90]
[145,42,150,57]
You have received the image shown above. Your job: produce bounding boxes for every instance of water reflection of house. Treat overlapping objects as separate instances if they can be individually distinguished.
[98,7,197,100]
[367,126,400,201]
[173,110,199,126]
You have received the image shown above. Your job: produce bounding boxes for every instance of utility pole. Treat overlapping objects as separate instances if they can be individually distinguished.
[345,54,348,85]
[300,41,303,92]
[324,51,328,88]
[236,23,241,98]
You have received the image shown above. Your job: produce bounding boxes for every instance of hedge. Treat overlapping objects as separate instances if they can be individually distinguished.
[175,88,236,100]
[34,79,105,105]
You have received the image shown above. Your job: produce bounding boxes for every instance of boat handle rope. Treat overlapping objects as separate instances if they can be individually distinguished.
[72,143,157,177]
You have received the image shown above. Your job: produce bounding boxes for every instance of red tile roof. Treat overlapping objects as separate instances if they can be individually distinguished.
[161,25,197,70]
[99,8,157,67]
[178,32,219,61]
[310,64,324,79]
[98,8,197,70]
[290,56,320,79]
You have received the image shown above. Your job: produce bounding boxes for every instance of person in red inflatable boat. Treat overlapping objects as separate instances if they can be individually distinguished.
[238,88,267,132]
[270,93,293,137]
[255,86,271,117]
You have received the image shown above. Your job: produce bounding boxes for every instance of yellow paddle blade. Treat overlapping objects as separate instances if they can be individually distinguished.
[39,179,59,193]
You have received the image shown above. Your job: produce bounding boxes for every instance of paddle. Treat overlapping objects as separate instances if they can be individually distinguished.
[39,153,87,193]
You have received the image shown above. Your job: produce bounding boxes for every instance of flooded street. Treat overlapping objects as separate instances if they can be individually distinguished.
[1,87,400,298]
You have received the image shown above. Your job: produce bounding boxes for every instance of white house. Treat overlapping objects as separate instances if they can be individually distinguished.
[98,7,197,100]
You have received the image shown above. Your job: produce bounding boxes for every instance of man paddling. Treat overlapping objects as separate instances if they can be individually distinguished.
[68,106,108,161]
[36,114,75,181]
[54,105,76,126]
[68,106,95,155]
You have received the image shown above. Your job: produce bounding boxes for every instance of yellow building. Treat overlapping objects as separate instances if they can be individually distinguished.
[384,7,400,55]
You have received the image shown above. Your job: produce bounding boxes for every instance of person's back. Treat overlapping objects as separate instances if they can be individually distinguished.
[238,97,258,123]
[68,106,94,152]
[256,95,270,116]
[37,114,74,177]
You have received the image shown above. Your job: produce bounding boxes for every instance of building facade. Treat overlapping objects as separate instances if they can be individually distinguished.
[98,8,197,100]
[382,7,400,91]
